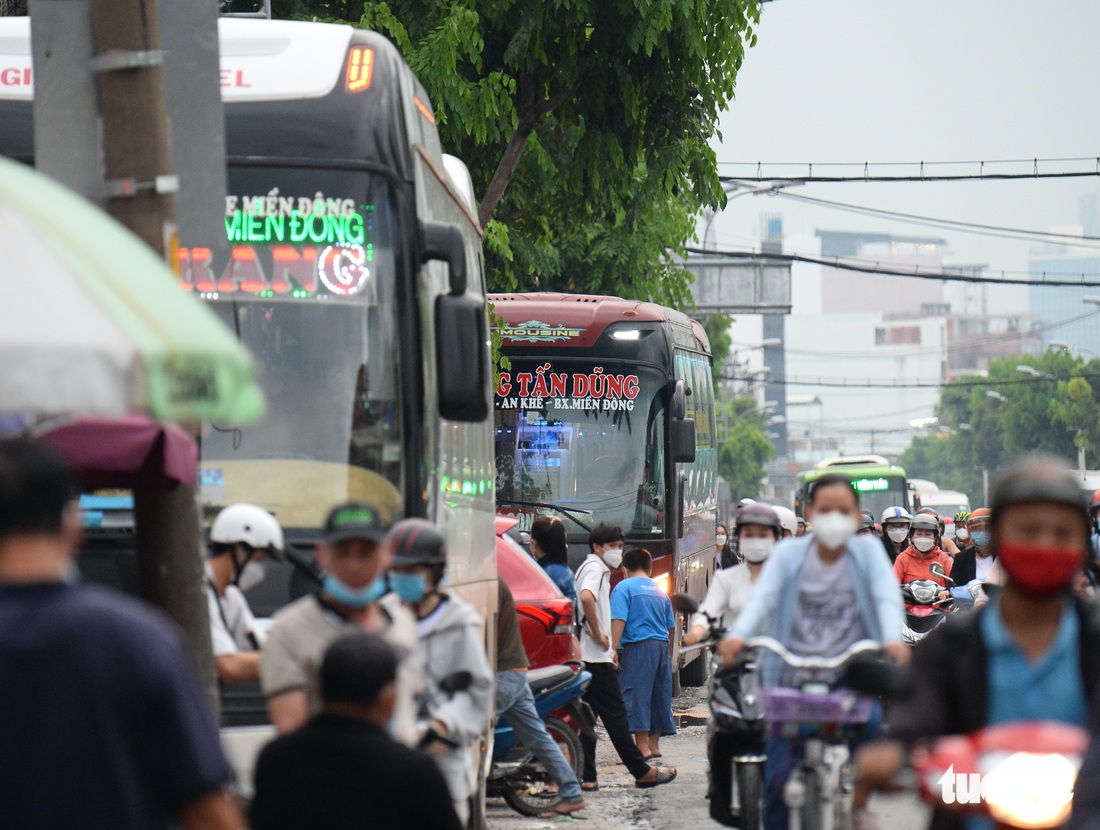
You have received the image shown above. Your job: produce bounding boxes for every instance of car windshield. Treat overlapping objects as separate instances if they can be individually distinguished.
[195,169,403,529]
[494,361,667,535]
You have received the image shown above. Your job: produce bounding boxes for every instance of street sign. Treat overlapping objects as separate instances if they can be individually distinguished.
[684,255,792,314]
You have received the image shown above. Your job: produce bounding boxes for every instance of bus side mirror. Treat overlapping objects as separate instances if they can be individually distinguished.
[436,292,490,422]
[671,418,696,463]
[671,379,690,420]
[420,220,467,295]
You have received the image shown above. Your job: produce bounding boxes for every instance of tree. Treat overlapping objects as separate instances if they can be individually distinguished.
[280,0,761,302]
[702,314,734,393]
[717,395,774,501]
[900,351,1100,504]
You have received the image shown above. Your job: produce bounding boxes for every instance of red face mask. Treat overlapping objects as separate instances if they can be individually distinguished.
[996,540,1085,598]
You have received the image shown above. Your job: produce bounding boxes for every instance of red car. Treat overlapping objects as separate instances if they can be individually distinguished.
[496,516,576,668]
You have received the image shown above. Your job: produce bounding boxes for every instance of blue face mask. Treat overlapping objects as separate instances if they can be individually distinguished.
[322,573,387,608]
[389,571,428,604]
[971,530,991,549]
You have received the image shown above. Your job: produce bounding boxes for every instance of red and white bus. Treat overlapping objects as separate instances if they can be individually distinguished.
[490,293,718,685]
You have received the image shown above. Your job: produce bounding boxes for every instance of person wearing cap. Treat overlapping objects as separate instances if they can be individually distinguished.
[385,518,494,824]
[771,505,798,539]
[916,508,959,556]
[250,632,462,830]
[0,439,242,830]
[795,515,808,537]
[943,508,993,607]
[205,503,284,685]
[856,511,878,537]
[855,455,1100,830]
[879,506,911,564]
[260,502,421,743]
[892,513,953,604]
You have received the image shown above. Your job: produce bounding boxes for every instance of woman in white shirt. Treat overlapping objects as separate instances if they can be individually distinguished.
[683,504,782,645]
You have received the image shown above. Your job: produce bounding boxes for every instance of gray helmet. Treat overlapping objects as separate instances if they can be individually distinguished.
[991,455,1089,529]
[735,503,781,536]
[386,518,446,566]
[909,513,940,535]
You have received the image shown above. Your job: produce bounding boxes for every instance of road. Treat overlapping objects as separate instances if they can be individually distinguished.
[487,686,931,830]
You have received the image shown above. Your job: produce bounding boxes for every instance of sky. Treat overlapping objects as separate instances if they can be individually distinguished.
[704,0,1100,459]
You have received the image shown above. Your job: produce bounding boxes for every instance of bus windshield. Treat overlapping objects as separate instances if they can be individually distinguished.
[194,168,403,528]
[494,361,667,535]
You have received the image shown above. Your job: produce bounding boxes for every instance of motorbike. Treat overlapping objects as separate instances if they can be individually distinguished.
[909,720,1088,829]
[900,562,958,646]
[672,593,767,829]
[488,662,597,817]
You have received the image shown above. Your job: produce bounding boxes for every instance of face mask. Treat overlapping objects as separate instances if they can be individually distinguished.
[956,527,970,542]
[887,527,909,544]
[237,561,265,592]
[715,534,728,547]
[739,537,774,563]
[912,536,935,554]
[971,530,991,549]
[323,573,387,608]
[997,540,1084,598]
[390,571,428,604]
[812,512,857,550]
[601,547,623,569]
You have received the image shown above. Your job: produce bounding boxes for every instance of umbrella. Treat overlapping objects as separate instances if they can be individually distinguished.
[36,414,198,492]
[0,155,262,423]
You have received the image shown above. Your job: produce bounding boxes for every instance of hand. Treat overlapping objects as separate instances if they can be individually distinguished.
[611,650,620,670]
[938,590,950,602]
[595,632,610,652]
[883,641,911,666]
[855,740,906,791]
[682,625,706,646]
[717,636,745,669]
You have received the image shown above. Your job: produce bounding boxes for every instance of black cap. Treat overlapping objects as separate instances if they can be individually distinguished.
[322,502,389,545]
[320,632,398,706]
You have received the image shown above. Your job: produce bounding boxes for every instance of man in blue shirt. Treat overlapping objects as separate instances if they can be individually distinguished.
[611,547,676,760]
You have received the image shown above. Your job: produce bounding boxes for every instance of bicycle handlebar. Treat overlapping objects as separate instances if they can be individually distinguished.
[742,636,883,671]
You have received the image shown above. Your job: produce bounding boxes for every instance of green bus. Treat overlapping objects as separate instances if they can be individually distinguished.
[795,455,913,520]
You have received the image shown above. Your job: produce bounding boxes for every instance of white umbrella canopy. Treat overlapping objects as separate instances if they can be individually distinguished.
[0,156,263,423]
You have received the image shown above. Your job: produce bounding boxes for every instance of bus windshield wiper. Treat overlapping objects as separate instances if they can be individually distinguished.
[495,500,593,533]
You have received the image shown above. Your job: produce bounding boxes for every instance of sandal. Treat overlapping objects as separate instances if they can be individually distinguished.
[581,781,600,791]
[635,765,677,789]
[645,752,663,760]
[539,799,587,819]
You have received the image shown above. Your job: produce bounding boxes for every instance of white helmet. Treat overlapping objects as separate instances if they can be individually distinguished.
[771,505,798,538]
[209,503,284,557]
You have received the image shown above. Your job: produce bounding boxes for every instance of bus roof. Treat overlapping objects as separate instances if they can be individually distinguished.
[800,464,906,483]
[489,292,710,353]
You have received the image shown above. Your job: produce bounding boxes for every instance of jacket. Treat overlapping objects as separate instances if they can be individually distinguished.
[727,533,905,685]
[893,545,953,591]
[414,594,494,803]
[891,596,1100,830]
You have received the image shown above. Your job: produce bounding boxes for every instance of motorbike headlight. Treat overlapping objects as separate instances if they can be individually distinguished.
[981,750,1078,829]
[912,584,937,603]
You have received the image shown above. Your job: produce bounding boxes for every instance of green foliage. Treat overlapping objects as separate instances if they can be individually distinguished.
[716,395,774,501]
[702,315,734,393]
[900,351,1100,505]
[282,0,761,301]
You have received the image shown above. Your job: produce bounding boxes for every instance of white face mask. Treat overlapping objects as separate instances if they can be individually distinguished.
[912,536,935,553]
[601,547,623,569]
[237,561,266,592]
[715,534,728,547]
[955,527,970,542]
[887,527,909,544]
[739,537,774,563]
[812,512,857,550]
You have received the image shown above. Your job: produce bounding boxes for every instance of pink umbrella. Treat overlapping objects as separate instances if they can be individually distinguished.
[37,415,198,492]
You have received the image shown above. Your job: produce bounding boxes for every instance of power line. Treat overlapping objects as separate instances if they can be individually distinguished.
[764,190,1100,249]
[717,372,1099,390]
[716,157,1100,184]
[686,246,1100,286]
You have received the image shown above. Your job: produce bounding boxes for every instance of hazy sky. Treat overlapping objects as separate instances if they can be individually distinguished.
[708,0,1100,299]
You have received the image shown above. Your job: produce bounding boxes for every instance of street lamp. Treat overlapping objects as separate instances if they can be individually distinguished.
[1047,340,1100,359]
[1015,364,1057,380]
[1084,297,1100,306]
[766,415,787,426]
[986,390,1006,402]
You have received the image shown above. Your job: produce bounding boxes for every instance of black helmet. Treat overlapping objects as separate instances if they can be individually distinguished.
[991,455,1089,529]
[735,503,781,536]
[386,518,446,566]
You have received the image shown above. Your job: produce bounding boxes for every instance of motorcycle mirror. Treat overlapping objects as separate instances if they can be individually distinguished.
[439,670,474,696]
[671,592,699,615]
[928,561,955,585]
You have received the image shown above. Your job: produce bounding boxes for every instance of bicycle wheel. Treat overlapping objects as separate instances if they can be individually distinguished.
[500,717,582,816]
[799,767,823,830]
[735,761,765,830]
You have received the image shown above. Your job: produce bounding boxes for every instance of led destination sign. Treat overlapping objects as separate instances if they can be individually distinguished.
[853,477,890,492]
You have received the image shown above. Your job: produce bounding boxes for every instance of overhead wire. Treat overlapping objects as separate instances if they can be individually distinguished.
[716,371,1099,390]
[716,156,1100,184]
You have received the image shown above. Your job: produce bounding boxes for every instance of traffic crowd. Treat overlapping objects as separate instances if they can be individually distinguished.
[4,436,1100,829]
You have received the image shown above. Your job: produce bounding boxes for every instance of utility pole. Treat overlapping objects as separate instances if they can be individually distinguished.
[84,0,216,711]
